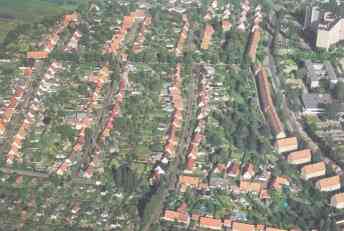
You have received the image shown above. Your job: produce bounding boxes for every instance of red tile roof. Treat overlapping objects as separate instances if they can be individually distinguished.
[27,51,49,59]
[199,217,223,230]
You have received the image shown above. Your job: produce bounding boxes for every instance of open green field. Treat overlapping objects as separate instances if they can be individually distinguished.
[0,0,84,42]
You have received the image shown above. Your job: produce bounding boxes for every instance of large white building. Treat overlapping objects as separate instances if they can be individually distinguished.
[304,4,344,49]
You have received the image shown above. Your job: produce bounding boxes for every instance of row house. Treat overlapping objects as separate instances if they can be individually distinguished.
[242,163,255,180]
[162,207,291,231]
[239,180,263,194]
[178,175,207,192]
[227,160,240,177]
[100,68,127,139]
[0,86,25,135]
[185,69,211,173]
[132,16,152,54]
[301,161,326,180]
[6,62,63,165]
[164,64,183,158]
[274,137,298,154]
[104,10,144,54]
[221,5,232,32]
[232,222,255,231]
[237,0,250,32]
[256,66,286,139]
[64,30,82,52]
[203,0,218,22]
[199,217,223,230]
[42,13,79,54]
[175,15,189,57]
[287,149,312,165]
[150,64,184,185]
[162,210,190,226]
[247,5,263,62]
[55,66,111,175]
[27,51,49,59]
[20,67,33,77]
[86,66,110,111]
[201,24,215,50]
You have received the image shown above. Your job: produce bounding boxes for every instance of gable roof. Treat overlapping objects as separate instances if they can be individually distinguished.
[301,161,326,175]
[199,217,223,230]
[232,221,255,231]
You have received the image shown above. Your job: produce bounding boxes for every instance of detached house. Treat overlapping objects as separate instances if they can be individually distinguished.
[27,51,49,59]
[199,217,223,230]
[331,193,344,209]
[287,149,312,165]
[301,161,326,180]
[274,137,298,153]
[232,222,255,231]
[162,210,190,226]
[315,175,341,192]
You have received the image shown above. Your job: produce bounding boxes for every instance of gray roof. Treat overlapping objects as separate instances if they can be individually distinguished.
[302,93,332,108]
[305,60,337,81]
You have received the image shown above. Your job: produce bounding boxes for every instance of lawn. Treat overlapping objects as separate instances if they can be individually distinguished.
[0,0,84,42]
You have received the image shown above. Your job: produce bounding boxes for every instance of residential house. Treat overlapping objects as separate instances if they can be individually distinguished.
[227,161,240,177]
[266,227,288,231]
[304,60,340,89]
[271,176,290,190]
[315,175,341,192]
[287,149,312,165]
[301,93,332,115]
[223,219,232,229]
[232,221,255,231]
[201,24,215,50]
[240,180,262,194]
[27,51,49,59]
[199,217,223,230]
[242,163,255,180]
[256,66,286,139]
[331,193,344,209]
[301,161,326,180]
[179,175,205,192]
[162,210,190,225]
[274,137,298,153]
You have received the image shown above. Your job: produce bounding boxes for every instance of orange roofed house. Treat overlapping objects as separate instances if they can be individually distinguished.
[201,24,215,50]
[274,137,298,154]
[301,161,326,180]
[240,180,262,194]
[256,66,286,139]
[331,193,344,209]
[247,25,261,62]
[232,222,255,231]
[266,227,288,231]
[199,217,223,230]
[315,175,341,192]
[179,175,206,192]
[271,176,290,190]
[288,149,312,165]
[27,51,49,59]
[162,210,190,225]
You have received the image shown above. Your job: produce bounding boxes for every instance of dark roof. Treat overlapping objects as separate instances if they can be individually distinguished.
[302,93,332,108]
[304,60,337,81]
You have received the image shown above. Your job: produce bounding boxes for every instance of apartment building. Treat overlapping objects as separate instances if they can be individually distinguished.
[304,5,344,49]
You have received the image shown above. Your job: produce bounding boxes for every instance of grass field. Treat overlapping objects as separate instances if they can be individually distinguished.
[0,0,84,42]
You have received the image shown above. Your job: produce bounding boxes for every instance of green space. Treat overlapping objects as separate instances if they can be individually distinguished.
[0,0,84,42]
